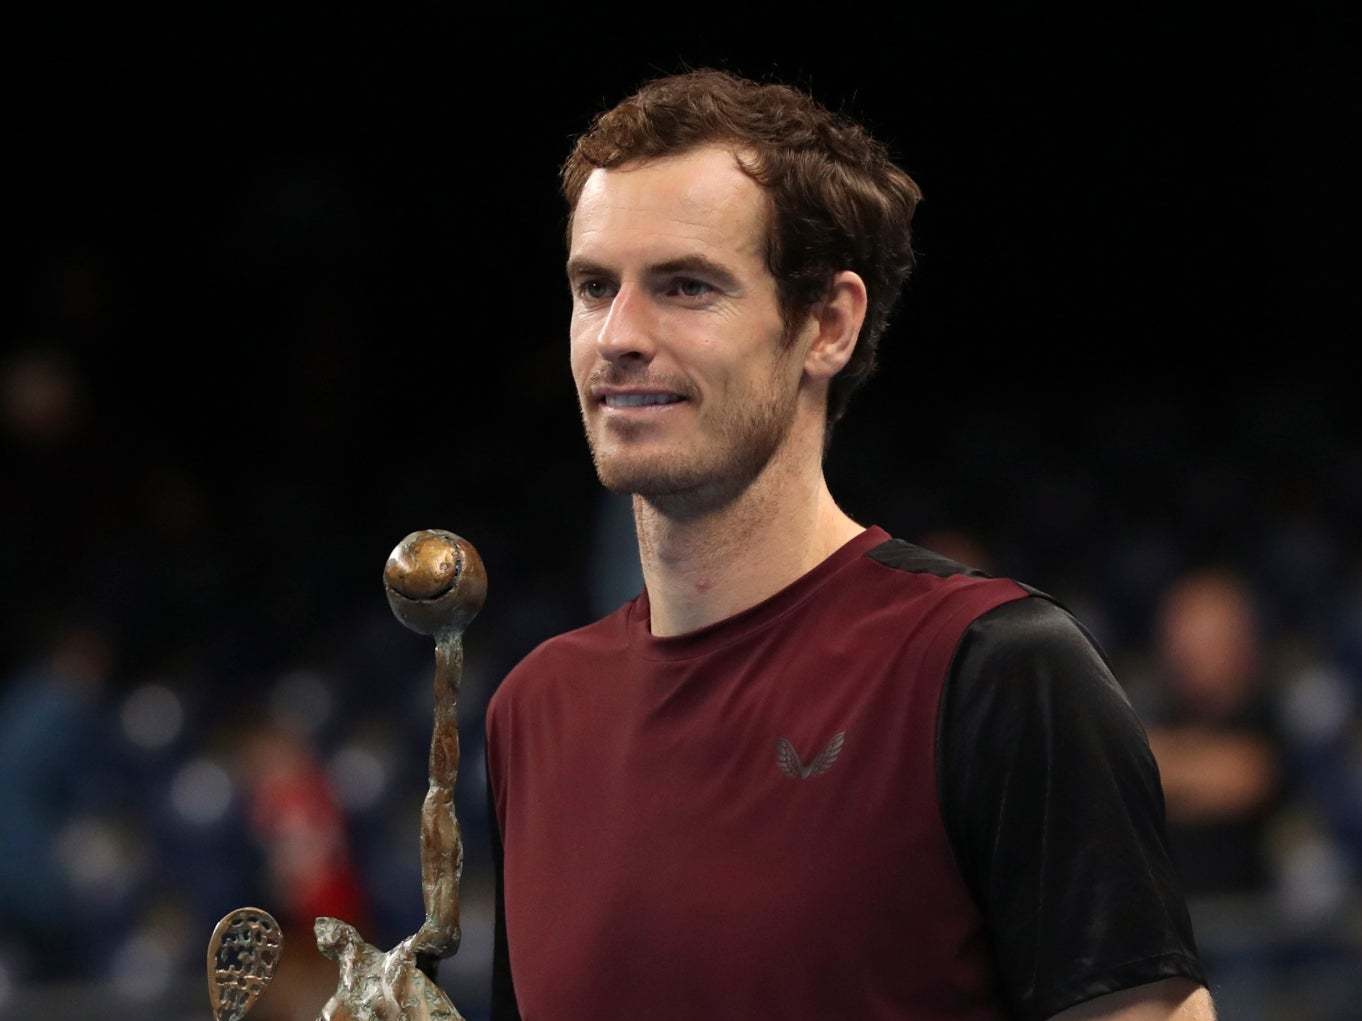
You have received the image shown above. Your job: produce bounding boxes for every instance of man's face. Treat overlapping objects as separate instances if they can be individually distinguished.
[567,146,804,511]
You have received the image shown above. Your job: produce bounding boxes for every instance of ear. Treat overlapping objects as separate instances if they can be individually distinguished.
[800,270,868,383]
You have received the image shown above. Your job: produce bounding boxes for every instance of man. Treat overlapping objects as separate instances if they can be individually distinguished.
[485,70,1212,1020]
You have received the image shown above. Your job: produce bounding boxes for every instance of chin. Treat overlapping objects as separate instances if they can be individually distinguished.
[590,443,777,517]
[583,394,797,507]
[592,450,707,497]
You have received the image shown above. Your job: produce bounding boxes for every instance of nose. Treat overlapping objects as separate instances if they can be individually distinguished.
[595,282,656,364]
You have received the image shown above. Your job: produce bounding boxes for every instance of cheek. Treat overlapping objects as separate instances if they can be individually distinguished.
[729,323,795,392]
[568,326,594,385]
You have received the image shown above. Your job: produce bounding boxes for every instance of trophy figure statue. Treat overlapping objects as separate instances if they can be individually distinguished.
[207,529,486,1021]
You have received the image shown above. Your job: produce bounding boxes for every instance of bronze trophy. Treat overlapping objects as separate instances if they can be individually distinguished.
[206,530,486,1021]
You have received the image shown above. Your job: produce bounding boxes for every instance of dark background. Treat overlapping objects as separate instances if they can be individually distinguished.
[3,6,1359,1019]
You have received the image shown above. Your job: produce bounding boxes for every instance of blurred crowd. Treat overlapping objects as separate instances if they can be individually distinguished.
[4,242,1361,1021]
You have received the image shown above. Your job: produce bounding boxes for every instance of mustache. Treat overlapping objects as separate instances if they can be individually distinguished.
[585,366,696,400]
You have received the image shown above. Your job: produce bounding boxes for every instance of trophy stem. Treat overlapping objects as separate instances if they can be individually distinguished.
[413,631,464,962]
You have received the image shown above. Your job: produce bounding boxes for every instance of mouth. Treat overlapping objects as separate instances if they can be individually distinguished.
[600,392,687,409]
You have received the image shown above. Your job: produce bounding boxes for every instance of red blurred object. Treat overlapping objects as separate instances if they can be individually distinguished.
[241,728,368,932]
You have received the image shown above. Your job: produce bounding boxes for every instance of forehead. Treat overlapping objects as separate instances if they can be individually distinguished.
[569,146,769,266]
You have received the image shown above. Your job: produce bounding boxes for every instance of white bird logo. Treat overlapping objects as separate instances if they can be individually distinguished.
[776,731,845,779]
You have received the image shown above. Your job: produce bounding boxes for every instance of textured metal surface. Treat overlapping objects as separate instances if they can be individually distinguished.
[206,908,283,1021]
[315,919,462,1021]
[384,530,487,639]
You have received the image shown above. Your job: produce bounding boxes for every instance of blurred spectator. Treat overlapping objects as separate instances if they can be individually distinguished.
[0,621,126,976]
[1136,570,1362,1020]
[1144,568,1283,895]
[234,723,369,935]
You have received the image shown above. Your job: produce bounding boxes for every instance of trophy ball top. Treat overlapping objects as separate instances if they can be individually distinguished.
[386,531,461,600]
[384,529,486,636]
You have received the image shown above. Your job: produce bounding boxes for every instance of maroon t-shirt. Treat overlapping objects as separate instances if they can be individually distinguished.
[485,527,1203,1019]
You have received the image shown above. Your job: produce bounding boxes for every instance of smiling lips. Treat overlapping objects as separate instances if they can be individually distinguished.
[602,392,686,408]
[589,381,691,412]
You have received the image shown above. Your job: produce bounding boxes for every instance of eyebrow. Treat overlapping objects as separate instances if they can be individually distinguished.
[565,254,743,293]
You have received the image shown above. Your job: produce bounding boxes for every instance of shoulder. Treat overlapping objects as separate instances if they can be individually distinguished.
[856,542,1135,746]
[855,537,1038,657]
[862,537,992,580]
[955,596,1115,679]
[945,595,1141,740]
[939,595,1153,810]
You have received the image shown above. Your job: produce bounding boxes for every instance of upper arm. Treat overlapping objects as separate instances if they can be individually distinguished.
[939,596,1208,1020]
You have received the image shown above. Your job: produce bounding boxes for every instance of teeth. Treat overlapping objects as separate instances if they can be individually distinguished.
[604,393,683,407]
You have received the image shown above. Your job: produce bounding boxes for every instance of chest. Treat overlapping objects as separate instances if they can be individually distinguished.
[497,642,989,1018]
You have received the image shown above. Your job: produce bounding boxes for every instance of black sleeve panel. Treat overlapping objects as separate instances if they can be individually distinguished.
[487,748,522,1021]
[938,597,1207,1021]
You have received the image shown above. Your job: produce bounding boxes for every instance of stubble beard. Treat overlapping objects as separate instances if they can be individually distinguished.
[582,375,800,519]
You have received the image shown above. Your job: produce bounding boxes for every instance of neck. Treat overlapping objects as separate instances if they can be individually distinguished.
[633,426,863,637]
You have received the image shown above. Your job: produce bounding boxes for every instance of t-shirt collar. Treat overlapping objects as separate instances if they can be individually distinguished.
[627,525,890,661]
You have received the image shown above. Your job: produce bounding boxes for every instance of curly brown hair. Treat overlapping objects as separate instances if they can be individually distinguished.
[561,69,923,431]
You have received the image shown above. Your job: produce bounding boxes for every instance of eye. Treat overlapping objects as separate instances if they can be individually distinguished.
[669,277,714,299]
[576,279,614,301]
